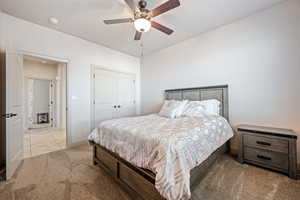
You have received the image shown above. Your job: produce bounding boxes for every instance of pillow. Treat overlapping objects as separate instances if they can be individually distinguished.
[174,100,188,118]
[182,101,208,117]
[182,99,220,117]
[158,100,179,118]
[199,99,220,115]
[159,100,188,118]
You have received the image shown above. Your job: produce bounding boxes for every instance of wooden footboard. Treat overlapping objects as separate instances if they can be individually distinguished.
[92,143,162,200]
[90,140,229,200]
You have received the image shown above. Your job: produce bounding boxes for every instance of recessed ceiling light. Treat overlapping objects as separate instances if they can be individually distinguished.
[49,17,59,25]
[41,60,47,64]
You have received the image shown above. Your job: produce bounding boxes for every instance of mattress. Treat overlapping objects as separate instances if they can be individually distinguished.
[88,114,233,200]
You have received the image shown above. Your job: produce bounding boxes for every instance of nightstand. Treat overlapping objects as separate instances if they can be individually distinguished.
[238,125,298,179]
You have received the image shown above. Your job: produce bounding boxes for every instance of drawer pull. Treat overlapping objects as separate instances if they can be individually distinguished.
[257,155,272,161]
[256,141,271,146]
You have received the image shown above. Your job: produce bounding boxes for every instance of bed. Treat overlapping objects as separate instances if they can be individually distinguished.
[89,85,233,200]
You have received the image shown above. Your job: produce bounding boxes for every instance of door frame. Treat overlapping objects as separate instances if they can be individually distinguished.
[0,50,6,180]
[90,65,137,131]
[21,51,71,146]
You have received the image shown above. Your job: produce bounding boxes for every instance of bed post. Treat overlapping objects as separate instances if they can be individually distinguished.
[89,140,97,165]
[93,145,97,165]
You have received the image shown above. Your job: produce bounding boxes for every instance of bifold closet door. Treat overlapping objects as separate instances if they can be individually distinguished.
[93,68,136,128]
[93,69,118,127]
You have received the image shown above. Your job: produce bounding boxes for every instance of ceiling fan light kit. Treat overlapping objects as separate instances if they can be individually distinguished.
[103,0,181,40]
[134,18,151,32]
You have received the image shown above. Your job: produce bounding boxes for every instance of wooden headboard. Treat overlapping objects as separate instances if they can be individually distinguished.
[165,85,229,121]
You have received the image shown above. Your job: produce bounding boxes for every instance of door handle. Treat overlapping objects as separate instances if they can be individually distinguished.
[10,113,17,117]
[1,113,17,118]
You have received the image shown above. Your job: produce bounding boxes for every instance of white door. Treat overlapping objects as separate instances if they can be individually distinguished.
[92,68,136,129]
[117,73,136,118]
[93,69,118,128]
[6,52,24,179]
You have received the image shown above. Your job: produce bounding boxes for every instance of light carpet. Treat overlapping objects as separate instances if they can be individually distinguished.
[0,144,299,200]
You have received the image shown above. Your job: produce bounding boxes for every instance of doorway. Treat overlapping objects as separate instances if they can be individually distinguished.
[23,55,67,158]
[2,51,69,180]
[26,79,52,129]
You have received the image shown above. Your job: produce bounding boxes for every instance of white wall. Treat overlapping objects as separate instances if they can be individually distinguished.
[23,59,58,80]
[141,0,300,161]
[0,12,4,50]
[1,12,140,143]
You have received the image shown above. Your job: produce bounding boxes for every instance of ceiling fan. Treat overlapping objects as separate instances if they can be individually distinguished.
[103,0,181,40]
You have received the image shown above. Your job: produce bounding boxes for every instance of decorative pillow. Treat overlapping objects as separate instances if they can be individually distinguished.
[174,100,188,118]
[182,99,220,117]
[159,100,188,119]
[182,101,208,117]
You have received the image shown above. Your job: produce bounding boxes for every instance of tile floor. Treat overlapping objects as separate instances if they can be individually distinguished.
[24,128,66,158]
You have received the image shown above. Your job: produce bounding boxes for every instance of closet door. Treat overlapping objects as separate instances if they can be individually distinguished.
[117,73,136,118]
[93,69,118,128]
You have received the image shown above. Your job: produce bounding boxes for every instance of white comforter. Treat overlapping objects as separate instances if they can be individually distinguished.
[88,114,233,200]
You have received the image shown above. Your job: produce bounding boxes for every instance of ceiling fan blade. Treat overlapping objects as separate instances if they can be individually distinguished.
[134,31,142,40]
[151,21,174,35]
[104,18,133,24]
[151,0,180,18]
[124,0,136,12]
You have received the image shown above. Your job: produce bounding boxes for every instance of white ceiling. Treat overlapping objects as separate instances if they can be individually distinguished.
[0,0,285,57]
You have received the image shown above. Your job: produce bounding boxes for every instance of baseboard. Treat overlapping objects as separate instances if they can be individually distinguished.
[67,140,89,149]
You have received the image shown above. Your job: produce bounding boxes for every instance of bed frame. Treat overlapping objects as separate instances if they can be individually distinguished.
[90,85,230,200]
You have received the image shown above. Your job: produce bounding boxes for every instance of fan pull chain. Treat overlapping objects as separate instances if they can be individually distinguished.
[140,40,144,58]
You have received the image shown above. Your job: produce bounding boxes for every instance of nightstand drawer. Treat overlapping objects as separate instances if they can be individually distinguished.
[244,147,288,170]
[243,134,288,154]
